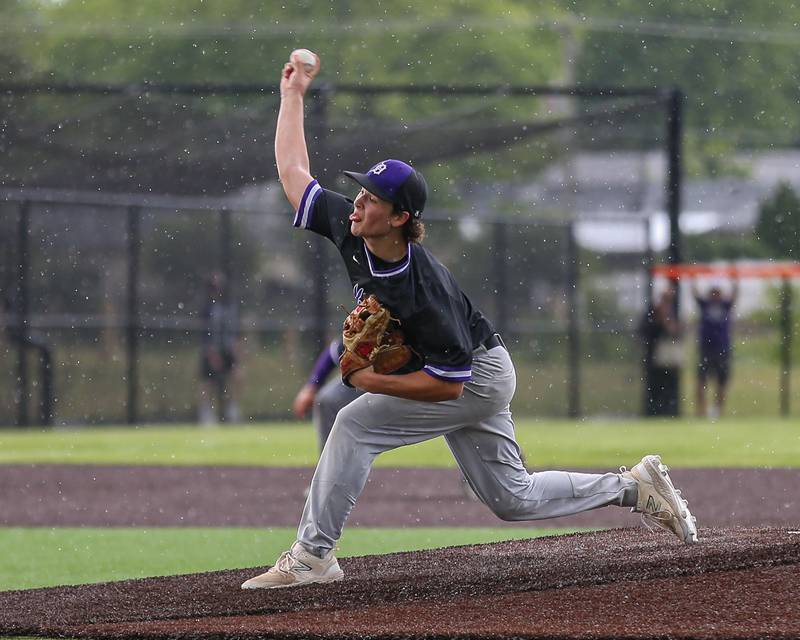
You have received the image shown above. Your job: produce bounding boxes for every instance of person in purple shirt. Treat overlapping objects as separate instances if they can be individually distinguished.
[692,277,739,419]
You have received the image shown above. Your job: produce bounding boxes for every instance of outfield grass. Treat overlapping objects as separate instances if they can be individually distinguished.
[1,416,795,597]
[0,417,797,467]
[0,526,582,591]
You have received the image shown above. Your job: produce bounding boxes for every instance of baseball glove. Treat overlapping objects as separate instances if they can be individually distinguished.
[339,294,413,383]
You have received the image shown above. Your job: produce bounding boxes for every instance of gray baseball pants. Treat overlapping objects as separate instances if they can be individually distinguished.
[312,377,363,452]
[298,344,638,556]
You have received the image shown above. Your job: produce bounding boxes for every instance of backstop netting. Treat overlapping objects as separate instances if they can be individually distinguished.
[1,85,678,424]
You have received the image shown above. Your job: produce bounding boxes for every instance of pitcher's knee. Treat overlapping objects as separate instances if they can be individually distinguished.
[485,495,530,521]
[329,402,370,441]
[333,399,359,424]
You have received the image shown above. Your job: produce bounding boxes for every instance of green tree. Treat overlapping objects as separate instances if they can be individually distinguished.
[4,1,576,195]
[0,0,37,80]
[23,0,566,86]
[571,0,800,173]
[684,232,772,262]
[755,182,800,260]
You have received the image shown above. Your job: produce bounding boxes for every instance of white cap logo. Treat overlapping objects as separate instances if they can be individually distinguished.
[369,162,387,176]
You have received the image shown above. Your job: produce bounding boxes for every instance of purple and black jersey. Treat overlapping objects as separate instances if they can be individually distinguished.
[293,180,494,382]
[696,298,734,356]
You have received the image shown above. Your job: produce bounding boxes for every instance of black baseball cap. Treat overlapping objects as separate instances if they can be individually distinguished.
[344,159,427,218]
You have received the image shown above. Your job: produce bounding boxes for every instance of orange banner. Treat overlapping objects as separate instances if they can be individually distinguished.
[651,263,800,279]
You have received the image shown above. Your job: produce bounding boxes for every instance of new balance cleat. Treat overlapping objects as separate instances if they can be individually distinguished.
[621,454,699,544]
[241,541,344,589]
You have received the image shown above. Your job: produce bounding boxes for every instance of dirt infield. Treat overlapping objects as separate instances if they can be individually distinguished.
[1,464,798,638]
[1,527,798,639]
[1,464,798,528]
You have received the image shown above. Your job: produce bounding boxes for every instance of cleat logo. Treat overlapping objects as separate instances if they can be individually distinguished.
[293,561,313,573]
[646,495,662,513]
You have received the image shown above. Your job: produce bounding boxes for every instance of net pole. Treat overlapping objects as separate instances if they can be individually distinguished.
[664,89,684,416]
[566,223,581,419]
[666,88,684,319]
[125,205,141,425]
[780,278,793,417]
[220,208,232,290]
[219,207,233,419]
[15,200,30,427]
[492,221,508,336]
[642,218,655,418]
[666,89,684,270]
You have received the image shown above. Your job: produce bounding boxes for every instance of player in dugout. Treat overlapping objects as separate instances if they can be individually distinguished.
[240,50,699,590]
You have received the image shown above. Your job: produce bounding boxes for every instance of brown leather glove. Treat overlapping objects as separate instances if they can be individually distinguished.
[339,294,413,384]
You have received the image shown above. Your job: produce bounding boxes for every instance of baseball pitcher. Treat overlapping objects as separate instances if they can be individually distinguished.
[241,50,698,590]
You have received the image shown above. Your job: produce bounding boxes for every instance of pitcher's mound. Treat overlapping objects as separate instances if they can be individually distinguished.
[2,527,798,639]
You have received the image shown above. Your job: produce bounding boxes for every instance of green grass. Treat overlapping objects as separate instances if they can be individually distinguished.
[0,416,795,598]
[3,331,796,425]
[0,526,581,591]
[1,417,798,467]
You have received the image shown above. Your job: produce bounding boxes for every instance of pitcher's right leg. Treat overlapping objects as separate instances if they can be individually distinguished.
[444,412,638,522]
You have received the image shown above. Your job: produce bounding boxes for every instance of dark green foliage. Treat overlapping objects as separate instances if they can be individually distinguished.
[756,182,800,260]
[573,0,800,172]
[684,231,773,262]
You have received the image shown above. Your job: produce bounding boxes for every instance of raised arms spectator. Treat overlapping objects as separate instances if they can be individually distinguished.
[692,277,739,419]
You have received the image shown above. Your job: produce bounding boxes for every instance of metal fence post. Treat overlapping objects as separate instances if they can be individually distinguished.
[666,89,683,273]
[566,222,581,418]
[644,217,654,310]
[492,222,508,337]
[219,206,234,415]
[780,278,793,417]
[641,217,655,417]
[126,205,141,425]
[220,207,232,287]
[15,200,30,427]
[665,87,683,415]
[38,348,54,426]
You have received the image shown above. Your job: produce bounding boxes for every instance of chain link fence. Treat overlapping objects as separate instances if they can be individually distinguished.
[1,82,706,425]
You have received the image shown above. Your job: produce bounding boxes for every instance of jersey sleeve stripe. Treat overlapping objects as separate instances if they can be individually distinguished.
[423,364,472,382]
[293,180,322,229]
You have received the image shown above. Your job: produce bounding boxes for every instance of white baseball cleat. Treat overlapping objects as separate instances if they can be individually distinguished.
[621,454,699,544]
[241,541,344,589]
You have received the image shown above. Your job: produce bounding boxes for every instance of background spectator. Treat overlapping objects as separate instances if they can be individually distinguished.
[640,282,684,417]
[198,272,241,425]
[693,277,739,419]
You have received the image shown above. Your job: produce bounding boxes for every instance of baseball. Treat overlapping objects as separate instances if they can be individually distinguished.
[291,48,317,73]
